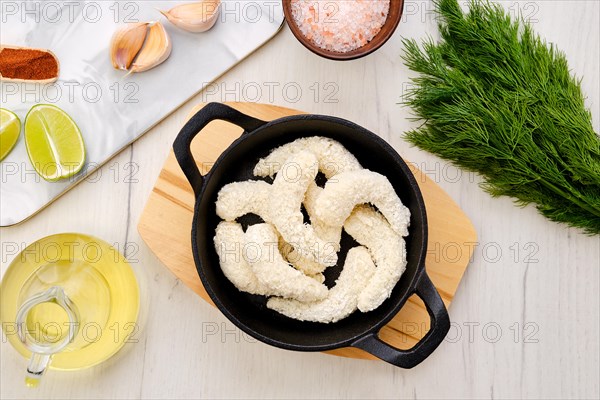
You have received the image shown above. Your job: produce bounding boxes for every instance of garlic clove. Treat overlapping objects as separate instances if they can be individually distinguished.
[129,22,172,73]
[110,22,149,70]
[160,0,221,33]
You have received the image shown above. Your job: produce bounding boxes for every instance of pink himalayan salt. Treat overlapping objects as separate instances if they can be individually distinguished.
[290,0,391,53]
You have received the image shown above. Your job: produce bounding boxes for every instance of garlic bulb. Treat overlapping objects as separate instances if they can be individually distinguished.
[160,0,221,33]
[110,22,149,70]
[109,21,172,73]
[130,22,172,73]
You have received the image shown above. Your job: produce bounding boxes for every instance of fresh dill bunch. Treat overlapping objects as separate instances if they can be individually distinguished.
[401,0,600,234]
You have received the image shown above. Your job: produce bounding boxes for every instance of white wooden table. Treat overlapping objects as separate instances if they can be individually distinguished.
[1,1,599,398]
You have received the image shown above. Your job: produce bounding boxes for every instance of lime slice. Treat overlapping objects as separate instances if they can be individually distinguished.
[0,108,21,161]
[24,104,85,182]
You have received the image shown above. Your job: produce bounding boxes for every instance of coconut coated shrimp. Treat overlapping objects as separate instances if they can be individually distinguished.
[278,236,328,275]
[215,180,272,222]
[267,246,376,323]
[279,183,343,272]
[244,223,328,302]
[253,136,362,179]
[269,150,337,267]
[216,179,333,273]
[344,205,407,312]
[214,222,271,295]
[303,183,342,251]
[315,169,411,237]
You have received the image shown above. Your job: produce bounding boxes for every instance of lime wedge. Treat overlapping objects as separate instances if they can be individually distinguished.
[0,108,21,161]
[24,104,86,182]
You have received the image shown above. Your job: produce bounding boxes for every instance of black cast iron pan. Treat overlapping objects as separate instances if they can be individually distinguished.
[173,102,450,368]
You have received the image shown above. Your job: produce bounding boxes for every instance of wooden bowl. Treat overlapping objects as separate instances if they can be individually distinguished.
[282,0,404,61]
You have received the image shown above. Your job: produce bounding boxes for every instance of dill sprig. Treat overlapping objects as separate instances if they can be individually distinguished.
[401,0,600,234]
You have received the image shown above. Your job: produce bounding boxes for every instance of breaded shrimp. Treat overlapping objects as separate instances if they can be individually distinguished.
[309,273,326,284]
[278,183,342,273]
[215,180,271,222]
[253,136,362,179]
[344,205,407,312]
[278,236,328,275]
[245,223,328,302]
[214,222,325,295]
[216,179,333,273]
[267,246,376,323]
[214,222,271,295]
[269,151,337,267]
[315,169,411,237]
[303,183,342,251]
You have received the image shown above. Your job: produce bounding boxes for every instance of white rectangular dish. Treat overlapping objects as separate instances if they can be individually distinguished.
[0,0,284,226]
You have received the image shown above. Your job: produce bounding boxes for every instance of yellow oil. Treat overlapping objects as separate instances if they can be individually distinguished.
[26,302,70,344]
[0,233,139,370]
[25,376,40,388]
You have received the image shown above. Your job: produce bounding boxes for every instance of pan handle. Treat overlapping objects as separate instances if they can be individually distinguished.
[173,102,267,197]
[352,271,450,368]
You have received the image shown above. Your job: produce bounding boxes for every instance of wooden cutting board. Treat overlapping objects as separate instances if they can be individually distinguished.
[138,102,477,361]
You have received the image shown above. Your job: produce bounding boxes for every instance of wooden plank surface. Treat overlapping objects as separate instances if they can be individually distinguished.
[138,102,477,360]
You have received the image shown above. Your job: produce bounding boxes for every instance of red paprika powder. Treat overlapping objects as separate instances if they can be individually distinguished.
[0,47,59,81]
